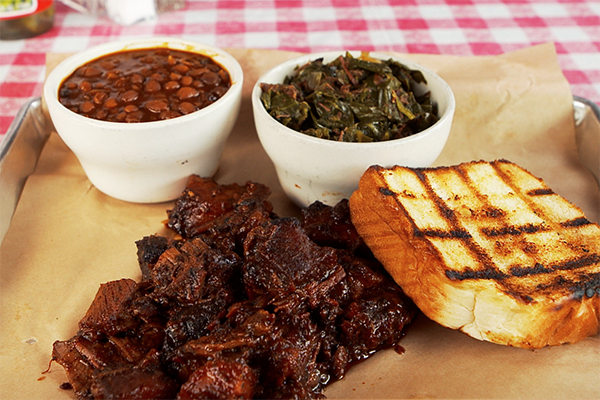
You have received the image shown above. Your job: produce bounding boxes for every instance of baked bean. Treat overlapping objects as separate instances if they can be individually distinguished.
[104,98,118,109]
[80,81,92,92]
[81,66,102,78]
[101,61,116,70]
[59,48,231,123]
[173,64,189,74]
[200,71,219,85]
[114,77,127,88]
[212,86,228,97]
[145,99,169,113]
[160,110,181,120]
[106,71,120,81]
[178,102,196,115]
[131,74,144,84]
[93,91,108,104]
[164,81,180,91]
[80,101,95,113]
[180,76,193,86]
[189,68,207,77]
[125,110,144,122]
[145,80,161,93]
[124,104,139,113]
[176,86,199,100]
[218,70,228,82]
[150,73,164,82]
[120,90,139,103]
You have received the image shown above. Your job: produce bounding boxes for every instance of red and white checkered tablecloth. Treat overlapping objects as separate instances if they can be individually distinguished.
[1,0,599,140]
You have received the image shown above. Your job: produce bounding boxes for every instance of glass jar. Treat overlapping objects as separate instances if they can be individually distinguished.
[0,0,55,40]
[59,0,184,25]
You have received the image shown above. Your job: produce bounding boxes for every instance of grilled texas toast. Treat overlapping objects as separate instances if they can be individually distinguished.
[349,159,600,348]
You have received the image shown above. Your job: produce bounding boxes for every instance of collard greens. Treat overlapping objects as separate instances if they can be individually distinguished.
[260,52,439,142]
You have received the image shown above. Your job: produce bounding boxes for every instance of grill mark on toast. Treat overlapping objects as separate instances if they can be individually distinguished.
[578,272,600,298]
[445,268,509,280]
[528,188,554,196]
[510,263,552,277]
[557,254,600,271]
[452,253,600,280]
[482,223,546,237]
[548,273,600,299]
[378,162,600,300]
[416,229,472,239]
[562,217,592,228]
[379,187,395,196]
[413,165,504,282]
[490,161,600,285]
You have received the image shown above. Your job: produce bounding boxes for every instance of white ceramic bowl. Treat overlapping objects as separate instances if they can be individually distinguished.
[44,37,243,203]
[252,51,455,208]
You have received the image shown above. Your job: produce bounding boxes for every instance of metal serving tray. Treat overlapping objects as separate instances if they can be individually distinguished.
[574,96,600,185]
[1,96,599,245]
[0,97,52,243]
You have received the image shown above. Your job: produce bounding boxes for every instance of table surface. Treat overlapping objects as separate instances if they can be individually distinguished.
[1,0,599,141]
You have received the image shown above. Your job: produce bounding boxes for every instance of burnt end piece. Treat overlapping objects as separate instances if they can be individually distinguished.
[166,175,273,239]
[301,199,369,255]
[136,235,176,281]
[90,365,179,400]
[177,360,257,400]
[243,217,344,301]
[78,279,138,336]
[52,339,95,398]
[52,175,415,400]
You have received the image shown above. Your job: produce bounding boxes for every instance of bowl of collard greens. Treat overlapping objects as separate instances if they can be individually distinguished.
[252,51,455,208]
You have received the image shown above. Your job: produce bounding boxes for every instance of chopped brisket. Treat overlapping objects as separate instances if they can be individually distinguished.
[301,199,370,255]
[51,175,415,399]
[136,235,178,281]
[78,279,139,337]
[166,176,273,240]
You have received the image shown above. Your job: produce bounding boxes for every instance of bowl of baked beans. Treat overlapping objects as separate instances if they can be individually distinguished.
[44,37,243,203]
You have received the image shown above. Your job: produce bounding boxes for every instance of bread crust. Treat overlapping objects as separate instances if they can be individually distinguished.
[349,162,600,348]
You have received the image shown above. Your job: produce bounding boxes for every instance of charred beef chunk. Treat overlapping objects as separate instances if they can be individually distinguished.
[78,279,139,337]
[166,176,249,238]
[200,196,274,255]
[177,359,257,400]
[52,339,95,398]
[136,235,179,281]
[148,237,242,306]
[243,217,345,303]
[301,199,369,255]
[340,293,414,360]
[162,296,229,356]
[52,175,415,400]
[166,176,273,239]
[90,365,179,400]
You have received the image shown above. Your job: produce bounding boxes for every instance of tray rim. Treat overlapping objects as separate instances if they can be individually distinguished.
[0,96,51,244]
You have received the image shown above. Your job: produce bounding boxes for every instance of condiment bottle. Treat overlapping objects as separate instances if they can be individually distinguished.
[0,0,55,40]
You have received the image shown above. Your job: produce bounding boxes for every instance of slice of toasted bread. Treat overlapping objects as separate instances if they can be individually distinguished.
[349,159,600,348]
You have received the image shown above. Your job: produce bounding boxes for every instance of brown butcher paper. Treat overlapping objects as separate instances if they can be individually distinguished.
[1,43,599,399]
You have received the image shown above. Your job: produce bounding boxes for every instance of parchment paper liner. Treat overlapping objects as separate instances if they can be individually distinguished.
[1,44,598,399]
